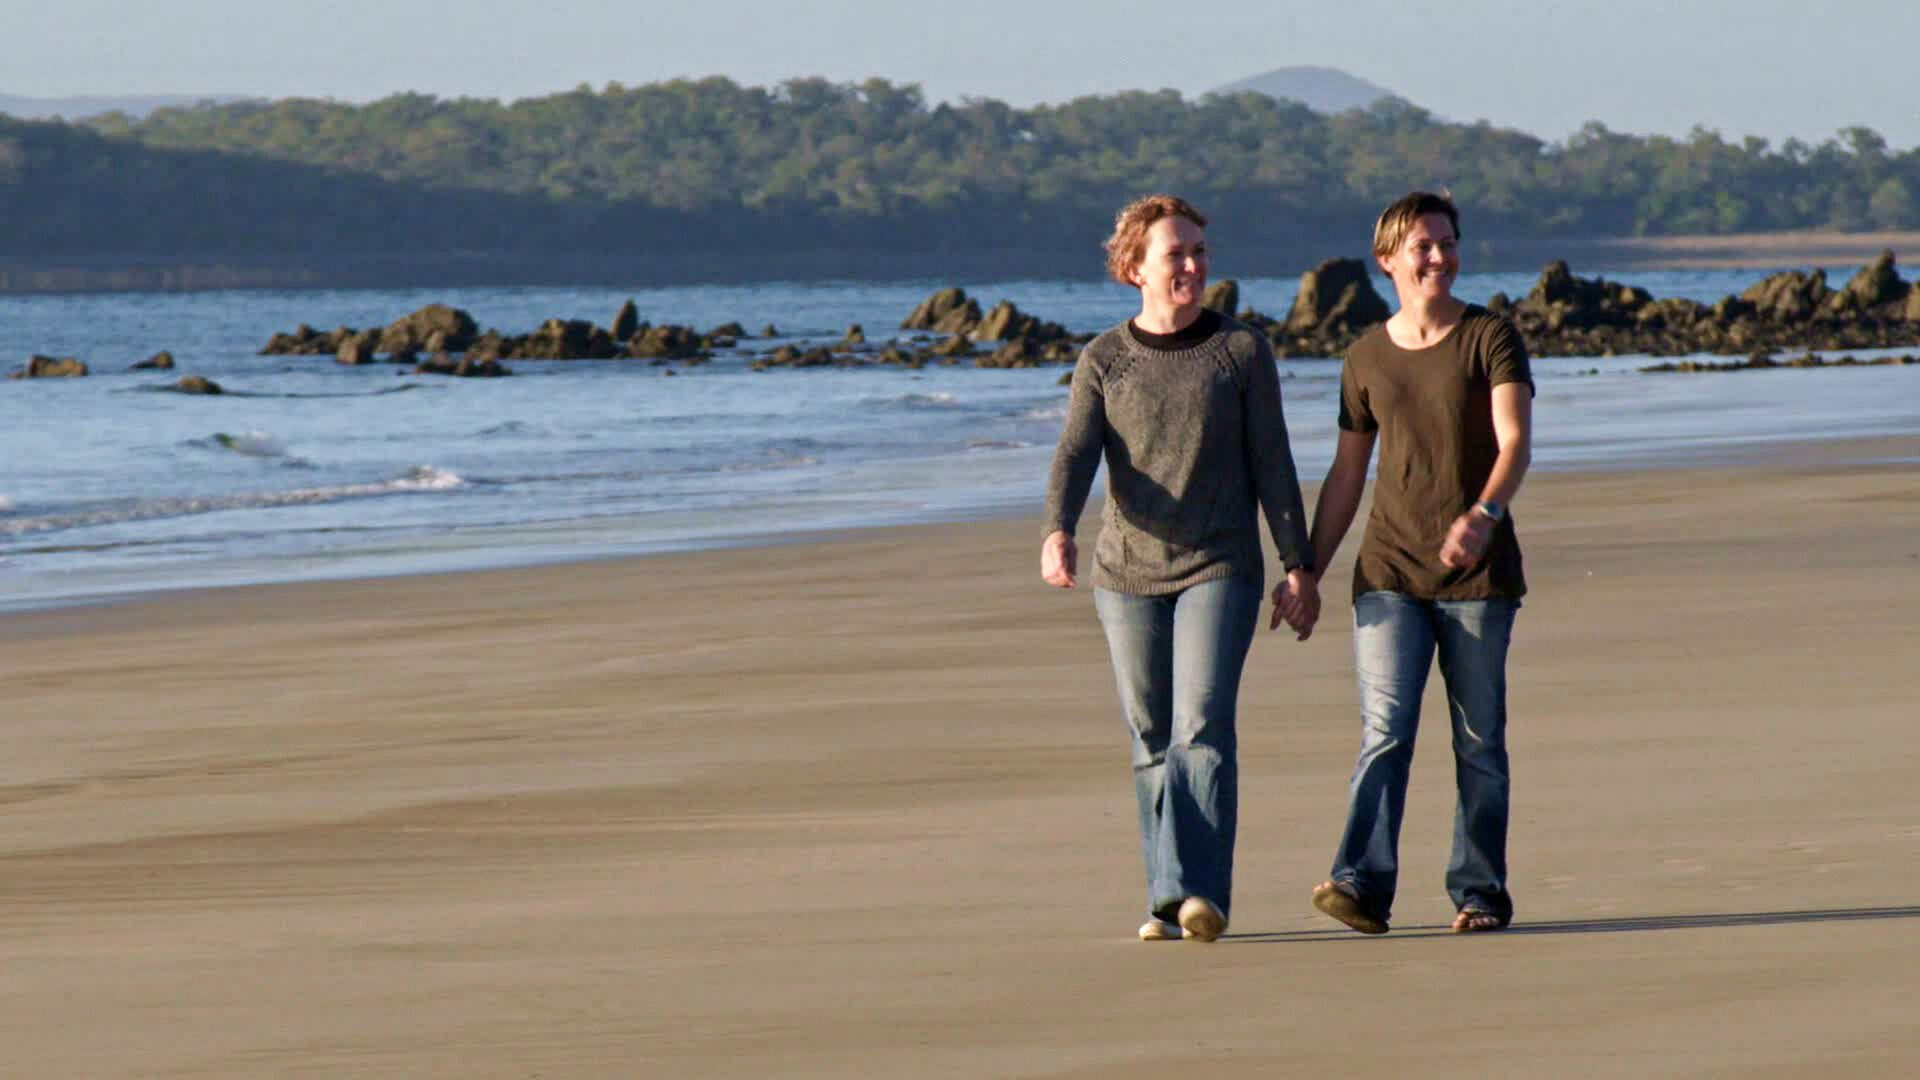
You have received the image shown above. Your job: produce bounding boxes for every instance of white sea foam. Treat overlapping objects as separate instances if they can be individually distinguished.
[0,467,468,539]
[864,391,960,409]
[390,466,466,491]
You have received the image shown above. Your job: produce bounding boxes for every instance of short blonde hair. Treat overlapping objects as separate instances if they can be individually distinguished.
[1104,194,1208,285]
[1372,191,1460,259]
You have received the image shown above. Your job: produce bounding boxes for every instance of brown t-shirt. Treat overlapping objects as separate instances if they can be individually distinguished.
[1338,305,1532,602]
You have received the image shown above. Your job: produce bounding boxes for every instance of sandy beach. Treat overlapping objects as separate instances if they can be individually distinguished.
[3,445,1919,1078]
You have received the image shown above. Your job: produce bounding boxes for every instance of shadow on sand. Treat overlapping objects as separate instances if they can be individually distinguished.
[1225,905,1920,944]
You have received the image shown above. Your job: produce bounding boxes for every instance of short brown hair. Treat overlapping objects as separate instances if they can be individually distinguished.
[1373,191,1461,259]
[1104,194,1208,285]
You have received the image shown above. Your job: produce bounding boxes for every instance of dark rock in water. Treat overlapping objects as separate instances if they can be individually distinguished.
[974,300,1069,345]
[1824,250,1908,317]
[466,331,506,361]
[751,344,843,370]
[709,322,747,339]
[514,318,617,360]
[262,324,323,355]
[336,330,380,365]
[416,350,511,377]
[974,301,1022,342]
[1284,258,1390,338]
[378,304,479,354]
[977,338,1039,368]
[612,298,640,343]
[133,350,175,370]
[841,324,866,346]
[931,334,973,357]
[931,298,983,336]
[631,324,708,360]
[175,375,222,394]
[903,287,971,330]
[1512,262,1652,333]
[18,355,87,377]
[1058,370,1074,386]
[388,348,420,366]
[761,323,779,338]
[1742,269,1830,323]
[1203,279,1239,317]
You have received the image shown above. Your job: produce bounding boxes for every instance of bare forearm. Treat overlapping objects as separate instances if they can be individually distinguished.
[1308,466,1366,575]
[1475,438,1531,509]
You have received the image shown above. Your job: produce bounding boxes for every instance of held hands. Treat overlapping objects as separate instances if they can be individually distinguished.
[1440,509,1498,570]
[1040,530,1078,588]
[1268,568,1320,641]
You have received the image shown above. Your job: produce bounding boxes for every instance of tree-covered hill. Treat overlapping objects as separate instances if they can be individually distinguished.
[2,77,1915,280]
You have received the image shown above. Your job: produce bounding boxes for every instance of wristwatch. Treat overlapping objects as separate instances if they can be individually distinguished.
[1472,500,1506,523]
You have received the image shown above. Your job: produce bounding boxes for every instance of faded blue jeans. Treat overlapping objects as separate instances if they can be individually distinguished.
[1094,575,1261,921]
[1330,590,1519,924]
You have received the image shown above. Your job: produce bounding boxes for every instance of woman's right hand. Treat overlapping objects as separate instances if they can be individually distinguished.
[1041,530,1078,588]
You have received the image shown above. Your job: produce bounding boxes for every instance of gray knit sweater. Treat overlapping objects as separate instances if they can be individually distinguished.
[1043,315,1313,595]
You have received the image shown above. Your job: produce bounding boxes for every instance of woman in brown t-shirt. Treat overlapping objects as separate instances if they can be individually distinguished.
[1296,191,1535,935]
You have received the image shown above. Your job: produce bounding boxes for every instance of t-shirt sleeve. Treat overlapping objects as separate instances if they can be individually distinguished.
[1337,352,1376,433]
[1484,317,1534,396]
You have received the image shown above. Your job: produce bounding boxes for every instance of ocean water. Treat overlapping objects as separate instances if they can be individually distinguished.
[2,269,1917,610]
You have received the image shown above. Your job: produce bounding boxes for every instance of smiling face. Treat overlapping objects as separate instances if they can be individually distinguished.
[1378,211,1460,303]
[1131,215,1209,314]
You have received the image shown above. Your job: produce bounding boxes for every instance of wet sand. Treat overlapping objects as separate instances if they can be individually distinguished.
[3,448,1918,1077]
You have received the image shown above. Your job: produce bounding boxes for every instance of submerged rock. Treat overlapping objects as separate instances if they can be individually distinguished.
[17,355,87,378]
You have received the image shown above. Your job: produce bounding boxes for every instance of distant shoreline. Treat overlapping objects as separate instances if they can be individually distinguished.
[2,232,1916,294]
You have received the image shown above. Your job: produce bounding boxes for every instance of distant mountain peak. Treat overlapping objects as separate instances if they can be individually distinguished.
[1209,66,1401,114]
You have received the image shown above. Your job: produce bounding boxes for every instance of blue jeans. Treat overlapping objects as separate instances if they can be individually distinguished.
[1094,575,1261,920]
[1330,590,1519,924]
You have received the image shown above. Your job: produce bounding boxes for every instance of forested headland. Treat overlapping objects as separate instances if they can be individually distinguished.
[2,77,1917,290]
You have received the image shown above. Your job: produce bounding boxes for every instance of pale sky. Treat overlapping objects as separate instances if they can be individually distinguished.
[6,0,1917,148]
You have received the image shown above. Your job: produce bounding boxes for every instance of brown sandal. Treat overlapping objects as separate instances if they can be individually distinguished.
[1451,907,1509,933]
[1312,880,1390,935]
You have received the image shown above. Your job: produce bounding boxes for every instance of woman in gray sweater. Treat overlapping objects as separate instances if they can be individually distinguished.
[1041,194,1318,942]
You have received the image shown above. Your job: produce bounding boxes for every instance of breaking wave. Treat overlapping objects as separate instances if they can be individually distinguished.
[0,467,468,539]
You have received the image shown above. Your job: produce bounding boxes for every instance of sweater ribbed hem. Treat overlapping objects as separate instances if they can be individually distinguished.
[1092,559,1257,598]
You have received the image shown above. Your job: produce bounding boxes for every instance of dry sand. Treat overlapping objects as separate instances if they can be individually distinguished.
[3,448,1919,1077]
[1586,229,1920,271]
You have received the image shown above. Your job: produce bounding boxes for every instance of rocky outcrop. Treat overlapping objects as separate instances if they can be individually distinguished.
[377,304,478,355]
[630,324,707,360]
[611,299,640,343]
[14,355,87,377]
[174,375,223,394]
[416,351,511,377]
[1285,259,1391,336]
[335,329,381,365]
[133,350,175,370]
[1202,279,1239,317]
[1242,258,1394,356]
[902,287,971,330]
[509,318,619,360]
[1505,254,1920,357]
